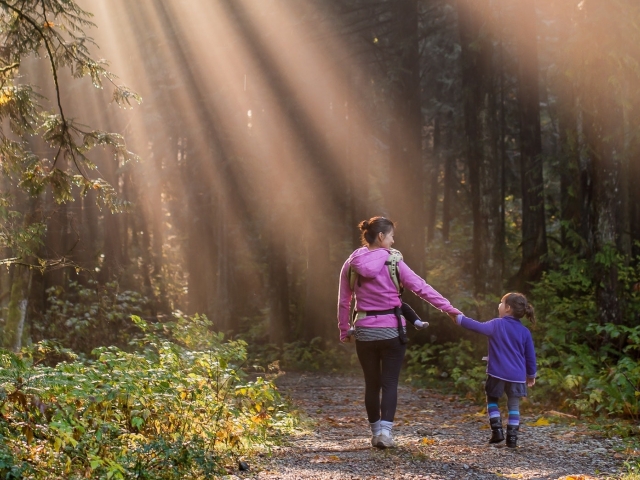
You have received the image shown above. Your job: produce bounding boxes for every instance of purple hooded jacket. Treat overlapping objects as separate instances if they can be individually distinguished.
[456,314,537,382]
[337,247,462,341]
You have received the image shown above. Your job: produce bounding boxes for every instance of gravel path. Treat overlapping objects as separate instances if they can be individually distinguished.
[233,372,628,479]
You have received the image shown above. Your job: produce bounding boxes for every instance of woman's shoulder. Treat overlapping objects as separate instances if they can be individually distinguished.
[348,246,368,257]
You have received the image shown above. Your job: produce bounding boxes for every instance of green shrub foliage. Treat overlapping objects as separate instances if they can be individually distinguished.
[405,246,640,418]
[31,281,149,354]
[0,314,295,479]
[249,337,358,373]
[531,248,640,418]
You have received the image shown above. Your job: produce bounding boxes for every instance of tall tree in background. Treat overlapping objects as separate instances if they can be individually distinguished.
[553,4,582,250]
[457,0,502,297]
[575,2,628,325]
[421,0,461,245]
[387,0,426,312]
[513,0,547,289]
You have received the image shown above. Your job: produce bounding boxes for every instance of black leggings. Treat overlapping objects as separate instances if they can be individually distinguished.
[355,338,407,422]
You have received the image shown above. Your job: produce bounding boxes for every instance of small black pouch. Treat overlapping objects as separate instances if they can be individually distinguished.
[394,306,408,344]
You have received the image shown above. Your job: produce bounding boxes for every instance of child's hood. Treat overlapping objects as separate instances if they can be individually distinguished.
[348,247,390,279]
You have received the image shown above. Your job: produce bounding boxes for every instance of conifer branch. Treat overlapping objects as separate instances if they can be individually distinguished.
[0,62,19,74]
[0,0,88,178]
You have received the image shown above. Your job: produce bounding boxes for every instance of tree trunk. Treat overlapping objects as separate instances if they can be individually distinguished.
[441,113,456,242]
[457,0,502,297]
[183,139,216,318]
[426,117,441,244]
[214,190,231,333]
[4,266,32,352]
[80,188,100,279]
[99,149,124,282]
[267,234,289,346]
[386,0,426,315]
[582,74,625,326]
[630,100,640,256]
[303,229,334,341]
[557,75,581,248]
[348,68,369,249]
[514,0,547,289]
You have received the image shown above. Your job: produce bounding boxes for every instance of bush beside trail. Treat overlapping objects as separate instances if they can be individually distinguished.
[0,314,296,479]
[405,248,640,421]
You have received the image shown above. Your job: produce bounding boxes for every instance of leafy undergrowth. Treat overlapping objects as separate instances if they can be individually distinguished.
[406,247,640,426]
[0,314,296,479]
[247,336,360,373]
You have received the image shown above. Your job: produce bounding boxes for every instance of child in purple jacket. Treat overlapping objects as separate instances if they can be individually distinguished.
[338,216,461,449]
[450,293,537,448]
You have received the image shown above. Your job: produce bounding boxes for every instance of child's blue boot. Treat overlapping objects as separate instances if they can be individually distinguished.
[489,417,505,444]
[506,425,518,448]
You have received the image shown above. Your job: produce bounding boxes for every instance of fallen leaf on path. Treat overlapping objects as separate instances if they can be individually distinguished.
[547,410,577,419]
[528,417,550,426]
[310,455,342,463]
[558,476,597,480]
[420,438,436,445]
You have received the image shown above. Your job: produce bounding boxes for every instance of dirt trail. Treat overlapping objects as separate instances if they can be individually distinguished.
[237,372,627,479]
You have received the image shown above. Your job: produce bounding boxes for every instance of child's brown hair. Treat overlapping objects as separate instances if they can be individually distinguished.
[504,292,536,325]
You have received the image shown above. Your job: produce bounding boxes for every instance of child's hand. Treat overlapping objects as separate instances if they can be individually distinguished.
[527,377,536,387]
[414,319,429,330]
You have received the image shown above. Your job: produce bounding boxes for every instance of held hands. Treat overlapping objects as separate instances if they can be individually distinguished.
[448,312,459,324]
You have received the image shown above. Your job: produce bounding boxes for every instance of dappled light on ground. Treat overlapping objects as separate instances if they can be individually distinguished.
[246,372,625,479]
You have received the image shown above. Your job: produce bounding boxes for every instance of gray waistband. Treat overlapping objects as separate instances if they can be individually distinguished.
[355,326,406,341]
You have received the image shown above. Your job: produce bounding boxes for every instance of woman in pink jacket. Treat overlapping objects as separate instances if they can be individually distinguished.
[337,216,461,449]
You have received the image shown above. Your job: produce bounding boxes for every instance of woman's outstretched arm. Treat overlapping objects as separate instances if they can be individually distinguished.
[398,262,461,315]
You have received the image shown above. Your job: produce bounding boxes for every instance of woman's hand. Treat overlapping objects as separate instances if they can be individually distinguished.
[341,328,356,343]
[448,313,459,324]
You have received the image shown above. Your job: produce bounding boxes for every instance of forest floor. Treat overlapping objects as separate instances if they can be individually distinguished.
[230,372,630,480]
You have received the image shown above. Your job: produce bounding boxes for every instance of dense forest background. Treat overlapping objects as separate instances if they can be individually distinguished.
[2,0,640,413]
[3,2,639,476]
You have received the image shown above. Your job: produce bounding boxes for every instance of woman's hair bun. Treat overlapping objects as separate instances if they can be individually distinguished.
[357,216,395,246]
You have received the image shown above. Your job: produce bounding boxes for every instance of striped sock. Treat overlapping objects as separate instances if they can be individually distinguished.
[508,410,520,426]
[487,402,501,420]
[507,395,520,426]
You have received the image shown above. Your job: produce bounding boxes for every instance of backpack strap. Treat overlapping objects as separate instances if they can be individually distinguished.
[385,248,404,294]
[348,265,360,290]
[348,249,404,294]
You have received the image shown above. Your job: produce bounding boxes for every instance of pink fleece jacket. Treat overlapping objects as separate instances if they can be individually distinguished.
[337,247,462,341]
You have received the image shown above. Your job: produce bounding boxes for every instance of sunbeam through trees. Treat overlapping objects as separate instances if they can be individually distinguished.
[1,1,640,475]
